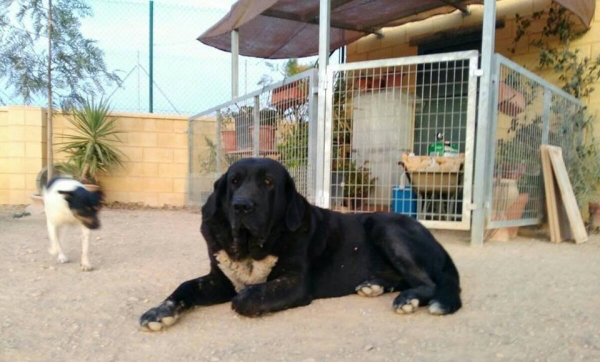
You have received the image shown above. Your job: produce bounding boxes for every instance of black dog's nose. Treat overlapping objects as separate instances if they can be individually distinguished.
[232,197,254,213]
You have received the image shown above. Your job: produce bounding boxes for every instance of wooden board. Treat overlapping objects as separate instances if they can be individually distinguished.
[540,146,558,242]
[545,145,588,244]
[541,146,573,242]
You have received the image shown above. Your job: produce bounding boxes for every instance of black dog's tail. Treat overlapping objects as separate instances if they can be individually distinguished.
[429,254,462,315]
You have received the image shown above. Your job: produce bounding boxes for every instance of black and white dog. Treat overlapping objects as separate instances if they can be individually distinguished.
[140,158,462,331]
[43,177,104,271]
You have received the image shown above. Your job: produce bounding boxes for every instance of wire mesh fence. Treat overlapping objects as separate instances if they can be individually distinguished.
[0,0,296,116]
[487,55,585,229]
[324,51,478,229]
[187,69,317,206]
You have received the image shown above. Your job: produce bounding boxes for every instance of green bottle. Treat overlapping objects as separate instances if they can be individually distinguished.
[428,132,459,157]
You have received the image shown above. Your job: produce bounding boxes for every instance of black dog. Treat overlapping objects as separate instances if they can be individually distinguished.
[140,158,461,331]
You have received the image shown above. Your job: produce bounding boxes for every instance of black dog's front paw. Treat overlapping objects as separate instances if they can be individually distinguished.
[231,285,265,317]
[139,300,179,331]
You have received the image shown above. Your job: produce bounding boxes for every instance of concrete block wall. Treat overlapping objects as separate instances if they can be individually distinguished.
[52,111,192,207]
[0,106,47,204]
[1,106,216,206]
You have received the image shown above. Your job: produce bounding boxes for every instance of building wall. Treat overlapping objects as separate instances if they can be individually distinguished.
[347,0,600,137]
[0,106,216,206]
[346,0,600,211]
[0,106,47,205]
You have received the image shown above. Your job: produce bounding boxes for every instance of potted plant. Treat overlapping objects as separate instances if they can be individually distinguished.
[333,159,377,211]
[198,135,230,174]
[497,81,525,117]
[249,108,279,151]
[266,59,313,111]
[56,97,126,190]
[271,79,309,111]
[219,111,237,152]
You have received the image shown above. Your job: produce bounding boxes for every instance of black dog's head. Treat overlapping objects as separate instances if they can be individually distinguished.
[202,158,306,251]
[59,187,104,229]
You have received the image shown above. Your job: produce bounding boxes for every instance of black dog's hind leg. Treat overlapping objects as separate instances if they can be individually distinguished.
[376,239,440,314]
[140,270,235,331]
[380,241,461,315]
[391,267,437,314]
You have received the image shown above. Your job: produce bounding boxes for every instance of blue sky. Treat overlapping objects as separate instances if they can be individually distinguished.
[2,0,330,115]
[78,0,324,115]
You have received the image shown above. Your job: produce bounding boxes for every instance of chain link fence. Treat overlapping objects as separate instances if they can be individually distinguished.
[1,0,293,116]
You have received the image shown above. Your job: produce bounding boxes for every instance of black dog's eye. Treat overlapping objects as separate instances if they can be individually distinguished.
[264,178,273,187]
[231,178,239,185]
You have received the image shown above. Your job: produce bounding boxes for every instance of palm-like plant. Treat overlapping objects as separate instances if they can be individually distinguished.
[57,97,126,184]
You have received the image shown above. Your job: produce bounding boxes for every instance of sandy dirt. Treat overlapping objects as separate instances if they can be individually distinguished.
[1,205,599,362]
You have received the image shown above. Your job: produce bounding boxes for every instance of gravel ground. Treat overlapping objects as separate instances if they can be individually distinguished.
[0,205,599,362]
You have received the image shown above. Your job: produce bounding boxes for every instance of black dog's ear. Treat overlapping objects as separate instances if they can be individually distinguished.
[202,173,227,220]
[285,173,306,232]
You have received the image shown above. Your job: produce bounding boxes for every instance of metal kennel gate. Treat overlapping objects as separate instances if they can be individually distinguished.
[485,54,585,231]
[186,50,585,235]
[317,51,479,230]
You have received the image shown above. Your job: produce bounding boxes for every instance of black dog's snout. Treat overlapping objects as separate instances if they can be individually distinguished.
[232,197,254,213]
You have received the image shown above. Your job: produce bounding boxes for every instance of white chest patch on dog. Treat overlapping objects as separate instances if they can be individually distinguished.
[215,251,278,292]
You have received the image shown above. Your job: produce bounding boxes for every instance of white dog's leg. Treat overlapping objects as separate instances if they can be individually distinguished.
[47,221,69,263]
[80,226,92,271]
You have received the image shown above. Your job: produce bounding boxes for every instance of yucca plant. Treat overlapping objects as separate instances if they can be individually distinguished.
[57,97,126,184]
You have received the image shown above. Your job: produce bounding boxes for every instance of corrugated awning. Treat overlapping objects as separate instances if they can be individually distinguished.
[197,0,595,59]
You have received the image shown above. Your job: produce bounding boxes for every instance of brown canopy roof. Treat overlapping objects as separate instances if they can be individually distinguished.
[197,0,595,59]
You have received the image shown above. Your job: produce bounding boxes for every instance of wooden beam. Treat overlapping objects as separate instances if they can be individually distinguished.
[439,0,470,15]
[409,19,505,47]
[546,146,588,244]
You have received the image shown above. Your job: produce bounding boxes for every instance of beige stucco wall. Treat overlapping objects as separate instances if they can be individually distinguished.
[0,106,215,206]
[0,106,47,204]
[347,0,600,137]
[345,0,600,210]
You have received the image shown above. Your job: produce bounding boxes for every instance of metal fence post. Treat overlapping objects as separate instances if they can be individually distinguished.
[216,110,222,176]
[315,0,331,208]
[471,0,497,246]
[321,69,334,210]
[542,88,551,145]
[308,68,319,203]
[253,95,260,157]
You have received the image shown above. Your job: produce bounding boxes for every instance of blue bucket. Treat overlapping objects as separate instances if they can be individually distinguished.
[391,186,417,218]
